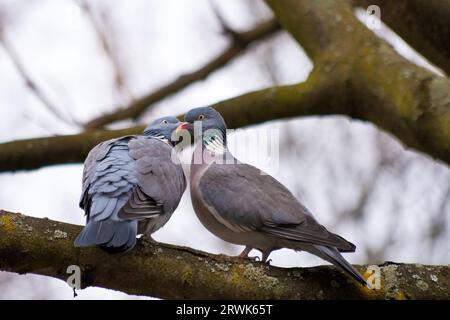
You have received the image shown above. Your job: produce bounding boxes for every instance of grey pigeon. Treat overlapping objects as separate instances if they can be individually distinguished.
[75,116,186,253]
[177,107,366,285]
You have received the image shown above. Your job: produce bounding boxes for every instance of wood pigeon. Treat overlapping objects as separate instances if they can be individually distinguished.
[75,116,186,253]
[177,107,366,285]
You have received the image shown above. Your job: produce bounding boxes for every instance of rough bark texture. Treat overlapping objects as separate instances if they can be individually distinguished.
[265,0,450,165]
[353,0,450,76]
[1,210,449,300]
[84,19,280,130]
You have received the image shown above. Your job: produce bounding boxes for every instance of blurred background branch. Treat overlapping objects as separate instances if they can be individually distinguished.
[0,18,78,128]
[76,0,133,104]
[1,0,449,172]
[83,18,280,130]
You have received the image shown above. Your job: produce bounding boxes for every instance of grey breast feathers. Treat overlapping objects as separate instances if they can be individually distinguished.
[198,163,355,252]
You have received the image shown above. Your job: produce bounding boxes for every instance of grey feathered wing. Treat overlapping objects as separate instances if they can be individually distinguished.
[199,163,355,252]
[76,136,139,252]
[75,136,185,252]
[199,162,366,285]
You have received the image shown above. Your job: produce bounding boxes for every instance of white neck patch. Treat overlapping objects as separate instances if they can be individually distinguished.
[150,134,170,145]
[203,134,226,155]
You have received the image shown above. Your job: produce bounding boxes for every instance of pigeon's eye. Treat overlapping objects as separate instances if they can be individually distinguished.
[162,120,168,124]
[198,114,205,120]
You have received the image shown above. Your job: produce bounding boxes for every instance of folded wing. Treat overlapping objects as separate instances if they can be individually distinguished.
[199,163,355,252]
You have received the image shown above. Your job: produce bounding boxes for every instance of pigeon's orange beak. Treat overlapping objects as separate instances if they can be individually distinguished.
[175,122,189,133]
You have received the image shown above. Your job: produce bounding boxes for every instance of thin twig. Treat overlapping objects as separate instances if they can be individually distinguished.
[76,0,133,103]
[83,18,280,130]
[208,0,239,39]
[0,34,76,127]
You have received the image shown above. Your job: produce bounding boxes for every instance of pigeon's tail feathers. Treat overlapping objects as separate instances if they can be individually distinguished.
[309,245,367,286]
[74,219,137,253]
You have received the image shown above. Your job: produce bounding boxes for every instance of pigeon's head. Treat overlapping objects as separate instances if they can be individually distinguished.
[143,116,181,145]
[177,107,227,137]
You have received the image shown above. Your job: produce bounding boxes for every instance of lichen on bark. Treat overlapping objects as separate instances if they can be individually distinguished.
[1,210,450,299]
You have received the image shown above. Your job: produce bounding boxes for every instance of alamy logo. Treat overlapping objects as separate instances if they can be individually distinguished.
[366,5,381,30]
[172,122,280,174]
[366,265,381,290]
[67,265,81,296]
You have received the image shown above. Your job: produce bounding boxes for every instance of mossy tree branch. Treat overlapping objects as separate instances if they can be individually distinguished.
[265,0,450,165]
[1,210,449,299]
[352,0,450,76]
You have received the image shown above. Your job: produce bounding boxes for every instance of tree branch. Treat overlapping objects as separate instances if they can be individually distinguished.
[0,127,144,172]
[352,0,450,76]
[1,210,449,299]
[0,71,329,172]
[77,0,133,102]
[2,57,450,173]
[265,0,450,164]
[0,31,75,127]
[83,19,280,130]
[1,0,450,172]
